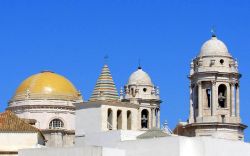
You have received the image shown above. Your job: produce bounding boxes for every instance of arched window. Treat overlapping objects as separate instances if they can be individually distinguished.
[131,88,135,97]
[117,110,122,130]
[194,86,198,109]
[127,111,132,130]
[131,88,134,94]
[218,84,227,108]
[107,108,113,130]
[206,88,211,108]
[49,119,64,129]
[141,109,149,129]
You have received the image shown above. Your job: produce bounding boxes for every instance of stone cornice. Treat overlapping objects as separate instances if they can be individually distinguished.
[185,122,247,130]
[7,105,75,111]
[137,98,162,104]
[75,101,140,109]
[41,129,75,135]
[190,71,240,77]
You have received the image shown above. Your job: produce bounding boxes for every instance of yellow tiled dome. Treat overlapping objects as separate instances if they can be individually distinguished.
[12,71,80,101]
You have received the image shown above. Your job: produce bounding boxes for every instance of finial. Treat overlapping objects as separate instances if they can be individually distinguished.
[104,55,109,64]
[120,87,123,95]
[211,26,216,37]
[163,120,168,126]
[138,58,142,69]
[77,90,82,96]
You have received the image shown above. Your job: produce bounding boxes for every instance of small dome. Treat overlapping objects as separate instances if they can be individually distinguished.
[12,71,80,101]
[128,67,153,86]
[199,36,231,57]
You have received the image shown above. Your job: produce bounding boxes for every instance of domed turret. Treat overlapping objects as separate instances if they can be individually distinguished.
[122,66,160,102]
[191,35,238,74]
[121,66,161,129]
[128,67,153,86]
[199,36,231,57]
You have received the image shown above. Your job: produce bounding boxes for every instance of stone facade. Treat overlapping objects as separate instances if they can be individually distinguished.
[8,98,79,148]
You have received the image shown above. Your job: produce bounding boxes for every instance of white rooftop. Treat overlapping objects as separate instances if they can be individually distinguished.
[128,67,153,86]
[199,36,231,57]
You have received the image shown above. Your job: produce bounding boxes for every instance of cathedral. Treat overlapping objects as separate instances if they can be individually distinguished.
[1,34,250,156]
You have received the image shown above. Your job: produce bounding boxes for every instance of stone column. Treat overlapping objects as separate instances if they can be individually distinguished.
[226,83,231,109]
[148,109,152,129]
[157,109,160,128]
[189,85,194,123]
[236,84,240,117]
[103,108,108,131]
[152,108,156,128]
[122,110,127,130]
[112,109,117,130]
[212,81,217,116]
[230,83,235,117]
[198,81,203,117]
[139,109,142,129]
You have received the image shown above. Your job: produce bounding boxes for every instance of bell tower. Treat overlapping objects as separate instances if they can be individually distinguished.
[186,34,247,140]
[121,66,161,129]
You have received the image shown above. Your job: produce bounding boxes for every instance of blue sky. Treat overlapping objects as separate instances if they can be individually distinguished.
[0,0,250,140]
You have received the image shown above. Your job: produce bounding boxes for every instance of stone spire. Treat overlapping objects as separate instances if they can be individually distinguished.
[89,64,119,102]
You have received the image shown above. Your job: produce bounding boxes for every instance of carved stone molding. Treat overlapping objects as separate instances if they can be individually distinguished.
[211,81,216,86]
[197,81,202,86]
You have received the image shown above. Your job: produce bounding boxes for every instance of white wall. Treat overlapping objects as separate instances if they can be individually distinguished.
[18,135,250,156]
[76,130,144,147]
[0,133,43,152]
[75,105,102,136]
[118,136,181,156]
[117,136,250,156]
[19,146,125,156]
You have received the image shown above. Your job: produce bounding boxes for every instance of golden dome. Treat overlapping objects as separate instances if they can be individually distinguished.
[11,71,81,101]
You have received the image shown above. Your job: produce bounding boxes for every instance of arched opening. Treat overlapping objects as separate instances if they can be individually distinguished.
[235,83,239,109]
[221,115,225,123]
[131,88,136,97]
[117,110,122,130]
[141,109,149,129]
[194,86,198,109]
[49,119,64,129]
[127,110,132,130]
[107,108,113,130]
[206,88,211,108]
[218,84,227,108]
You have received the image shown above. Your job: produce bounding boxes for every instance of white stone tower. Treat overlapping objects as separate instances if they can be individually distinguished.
[186,34,247,140]
[121,66,161,129]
